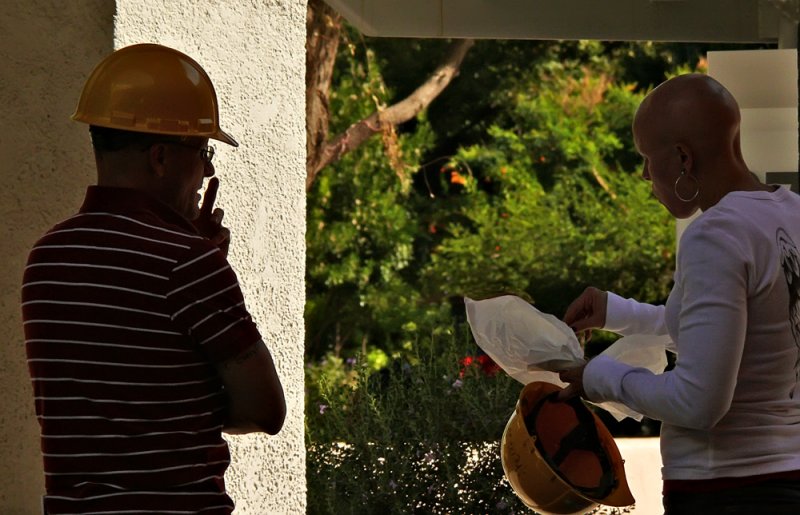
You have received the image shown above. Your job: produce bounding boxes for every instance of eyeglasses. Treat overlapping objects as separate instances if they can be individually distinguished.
[164,141,216,164]
[198,145,215,164]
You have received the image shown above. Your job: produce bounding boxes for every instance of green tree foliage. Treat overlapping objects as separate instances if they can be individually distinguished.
[306,30,451,358]
[421,58,676,317]
[305,39,726,360]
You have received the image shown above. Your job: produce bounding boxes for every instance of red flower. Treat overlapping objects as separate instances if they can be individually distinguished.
[459,354,500,378]
[476,354,501,376]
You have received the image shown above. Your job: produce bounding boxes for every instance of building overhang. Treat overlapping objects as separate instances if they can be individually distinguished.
[324,0,799,47]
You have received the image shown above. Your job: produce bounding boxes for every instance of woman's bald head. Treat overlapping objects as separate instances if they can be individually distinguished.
[634,73,741,157]
[632,73,761,217]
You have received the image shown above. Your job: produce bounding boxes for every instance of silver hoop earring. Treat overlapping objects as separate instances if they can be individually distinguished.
[674,169,700,202]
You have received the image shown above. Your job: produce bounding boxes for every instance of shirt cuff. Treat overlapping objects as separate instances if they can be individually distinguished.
[603,292,628,332]
[584,354,630,403]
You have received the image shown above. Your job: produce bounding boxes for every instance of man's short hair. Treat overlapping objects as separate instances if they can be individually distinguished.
[89,126,186,153]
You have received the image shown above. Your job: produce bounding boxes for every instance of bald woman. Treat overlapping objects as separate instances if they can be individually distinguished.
[560,74,800,514]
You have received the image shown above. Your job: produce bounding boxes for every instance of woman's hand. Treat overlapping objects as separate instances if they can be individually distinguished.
[558,364,587,401]
[562,287,608,344]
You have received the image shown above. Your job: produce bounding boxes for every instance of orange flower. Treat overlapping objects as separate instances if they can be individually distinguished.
[450,171,467,185]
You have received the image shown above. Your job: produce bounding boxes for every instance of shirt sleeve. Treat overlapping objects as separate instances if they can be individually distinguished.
[604,292,669,336]
[167,242,262,364]
[585,221,748,429]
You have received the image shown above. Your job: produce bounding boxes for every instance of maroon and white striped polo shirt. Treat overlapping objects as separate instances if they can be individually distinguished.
[22,186,260,514]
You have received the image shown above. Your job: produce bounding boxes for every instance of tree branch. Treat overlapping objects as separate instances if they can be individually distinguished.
[306,38,475,191]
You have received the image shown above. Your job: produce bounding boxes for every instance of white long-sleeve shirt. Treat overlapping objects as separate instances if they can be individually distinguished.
[584,187,800,480]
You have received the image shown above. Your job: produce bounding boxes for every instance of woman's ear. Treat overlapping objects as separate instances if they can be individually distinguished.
[147,143,168,178]
[676,143,693,173]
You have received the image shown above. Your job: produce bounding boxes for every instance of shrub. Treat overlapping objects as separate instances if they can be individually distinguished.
[306,327,526,513]
[305,327,642,514]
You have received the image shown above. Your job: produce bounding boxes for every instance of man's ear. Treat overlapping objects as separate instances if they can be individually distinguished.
[147,143,168,178]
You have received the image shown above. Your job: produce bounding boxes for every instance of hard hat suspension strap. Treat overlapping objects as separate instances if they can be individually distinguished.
[524,392,617,499]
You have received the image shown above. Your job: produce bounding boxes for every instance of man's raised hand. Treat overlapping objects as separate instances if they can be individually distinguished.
[193,177,231,257]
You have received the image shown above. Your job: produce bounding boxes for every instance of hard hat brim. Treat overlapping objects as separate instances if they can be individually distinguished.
[214,128,239,147]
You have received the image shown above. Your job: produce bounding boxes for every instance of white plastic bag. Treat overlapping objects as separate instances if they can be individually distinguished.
[464,295,668,421]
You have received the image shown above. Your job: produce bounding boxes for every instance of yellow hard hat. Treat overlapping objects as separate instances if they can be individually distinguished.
[72,43,238,147]
[501,382,635,515]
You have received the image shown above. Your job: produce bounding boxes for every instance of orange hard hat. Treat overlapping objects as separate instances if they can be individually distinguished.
[72,43,237,146]
[501,382,635,515]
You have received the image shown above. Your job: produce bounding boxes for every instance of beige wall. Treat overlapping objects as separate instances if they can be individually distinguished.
[1,1,307,513]
[1,1,114,511]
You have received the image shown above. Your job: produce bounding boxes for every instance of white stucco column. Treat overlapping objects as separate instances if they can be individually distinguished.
[676,49,799,242]
[708,49,799,190]
[114,1,308,512]
[1,1,307,513]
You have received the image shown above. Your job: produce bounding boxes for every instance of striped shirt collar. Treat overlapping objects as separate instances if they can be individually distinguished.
[80,186,199,234]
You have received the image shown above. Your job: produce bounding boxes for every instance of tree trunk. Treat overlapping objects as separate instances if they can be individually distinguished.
[306,0,342,184]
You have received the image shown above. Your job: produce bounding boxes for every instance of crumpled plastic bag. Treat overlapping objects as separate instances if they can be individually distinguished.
[464,295,668,421]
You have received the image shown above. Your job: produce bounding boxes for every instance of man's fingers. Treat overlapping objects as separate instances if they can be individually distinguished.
[211,207,224,225]
[210,227,231,246]
[192,179,230,257]
[213,228,231,258]
[200,178,219,218]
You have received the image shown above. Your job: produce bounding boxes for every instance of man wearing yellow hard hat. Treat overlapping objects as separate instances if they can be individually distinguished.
[21,43,286,513]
